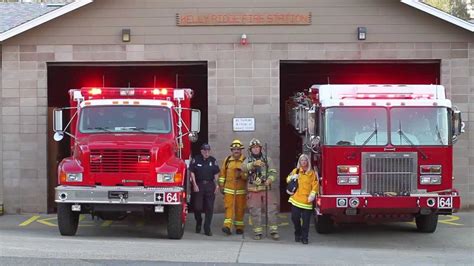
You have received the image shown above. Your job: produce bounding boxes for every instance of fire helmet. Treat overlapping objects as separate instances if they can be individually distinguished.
[249,138,262,148]
[230,139,244,149]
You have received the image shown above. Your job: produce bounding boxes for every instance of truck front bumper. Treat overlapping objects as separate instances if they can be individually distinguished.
[316,192,460,215]
[55,185,184,205]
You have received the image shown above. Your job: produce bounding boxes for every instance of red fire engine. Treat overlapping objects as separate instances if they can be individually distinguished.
[53,87,201,239]
[286,84,464,233]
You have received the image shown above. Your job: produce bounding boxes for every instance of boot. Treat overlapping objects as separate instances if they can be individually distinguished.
[236,229,244,235]
[222,227,231,235]
[270,232,280,240]
[253,234,263,240]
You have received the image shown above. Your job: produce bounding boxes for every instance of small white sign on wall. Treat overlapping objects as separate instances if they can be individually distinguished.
[233,117,255,132]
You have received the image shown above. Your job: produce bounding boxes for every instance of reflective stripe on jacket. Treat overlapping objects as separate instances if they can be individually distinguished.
[287,167,319,210]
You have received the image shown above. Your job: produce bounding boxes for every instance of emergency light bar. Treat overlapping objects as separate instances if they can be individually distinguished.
[342,93,434,100]
[78,87,192,101]
[315,84,450,108]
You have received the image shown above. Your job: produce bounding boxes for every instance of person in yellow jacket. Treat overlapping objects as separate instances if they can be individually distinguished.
[218,140,247,235]
[287,154,319,244]
[241,138,280,240]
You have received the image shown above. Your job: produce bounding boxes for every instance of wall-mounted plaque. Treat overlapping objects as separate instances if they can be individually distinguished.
[233,118,255,132]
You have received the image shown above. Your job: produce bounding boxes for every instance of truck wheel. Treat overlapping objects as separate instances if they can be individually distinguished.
[315,214,334,234]
[415,213,438,233]
[167,205,184,239]
[57,203,79,236]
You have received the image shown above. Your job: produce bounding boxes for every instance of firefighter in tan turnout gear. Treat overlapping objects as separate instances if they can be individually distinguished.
[241,138,280,240]
[219,139,247,235]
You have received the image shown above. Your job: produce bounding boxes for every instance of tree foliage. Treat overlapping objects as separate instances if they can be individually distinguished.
[424,0,471,20]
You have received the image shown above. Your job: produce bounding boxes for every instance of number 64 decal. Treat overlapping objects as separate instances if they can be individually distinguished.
[166,192,179,203]
[438,197,452,209]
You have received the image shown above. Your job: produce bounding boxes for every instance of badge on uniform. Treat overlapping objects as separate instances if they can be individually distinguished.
[197,164,202,167]
[209,162,212,166]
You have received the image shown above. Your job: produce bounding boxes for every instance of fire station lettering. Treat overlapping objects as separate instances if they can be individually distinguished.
[177,13,311,26]
[233,118,255,132]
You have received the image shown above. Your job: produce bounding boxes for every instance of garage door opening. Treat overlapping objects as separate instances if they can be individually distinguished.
[46,62,208,213]
[279,60,440,211]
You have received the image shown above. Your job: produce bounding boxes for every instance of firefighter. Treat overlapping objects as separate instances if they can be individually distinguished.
[287,154,319,244]
[219,139,247,235]
[241,138,280,240]
[189,143,220,236]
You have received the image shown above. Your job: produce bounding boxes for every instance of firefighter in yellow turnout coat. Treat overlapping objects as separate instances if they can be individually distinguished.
[219,140,247,235]
[287,154,319,244]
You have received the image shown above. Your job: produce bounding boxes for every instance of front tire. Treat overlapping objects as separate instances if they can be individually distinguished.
[416,213,438,233]
[315,214,334,234]
[57,203,79,236]
[167,205,185,239]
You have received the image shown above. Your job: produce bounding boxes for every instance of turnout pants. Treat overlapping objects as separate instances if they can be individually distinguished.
[223,194,246,230]
[247,190,278,235]
[192,181,216,233]
[291,205,313,241]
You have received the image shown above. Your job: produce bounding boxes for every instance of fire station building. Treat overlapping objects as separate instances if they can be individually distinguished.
[0,0,473,213]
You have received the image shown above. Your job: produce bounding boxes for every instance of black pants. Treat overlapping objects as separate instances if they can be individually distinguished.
[192,181,216,233]
[291,205,313,241]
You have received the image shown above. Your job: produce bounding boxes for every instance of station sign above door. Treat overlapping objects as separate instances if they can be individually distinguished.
[176,12,311,26]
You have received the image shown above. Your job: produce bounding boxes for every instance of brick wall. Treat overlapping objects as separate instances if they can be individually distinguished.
[0,42,472,213]
[0,44,3,212]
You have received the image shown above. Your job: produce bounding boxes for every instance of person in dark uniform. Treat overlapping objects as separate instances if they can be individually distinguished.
[189,143,220,236]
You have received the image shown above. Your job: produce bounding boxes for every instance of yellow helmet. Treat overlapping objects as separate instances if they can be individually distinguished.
[249,138,262,148]
[230,139,244,149]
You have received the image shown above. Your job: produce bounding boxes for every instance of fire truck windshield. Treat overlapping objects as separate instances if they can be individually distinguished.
[390,107,449,146]
[79,105,172,134]
[325,107,388,146]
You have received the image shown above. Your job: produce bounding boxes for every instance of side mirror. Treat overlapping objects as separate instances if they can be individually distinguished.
[53,109,64,142]
[311,135,321,146]
[307,106,317,136]
[53,132,64,141]
[191,109,201,133]
[53,109,63,132]
[453,109,465,139]
[188,132,198,143]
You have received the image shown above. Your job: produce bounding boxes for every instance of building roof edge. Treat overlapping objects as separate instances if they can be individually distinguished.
[0,0,93,42]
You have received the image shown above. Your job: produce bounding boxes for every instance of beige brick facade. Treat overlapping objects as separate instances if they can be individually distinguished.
[1,0,474,213]
[0,42,473,212]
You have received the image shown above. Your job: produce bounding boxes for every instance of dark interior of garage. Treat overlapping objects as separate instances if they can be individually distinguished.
[46,62,208,213]
[279,60,441,211]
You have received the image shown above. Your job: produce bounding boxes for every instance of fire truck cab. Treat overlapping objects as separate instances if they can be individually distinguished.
[286,84,464,233]
[53,87,201,239]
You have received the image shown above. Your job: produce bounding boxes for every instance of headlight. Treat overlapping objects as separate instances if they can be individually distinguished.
[157,173,175,182]
[420,175,441,185]
[337,176,359,185]
[420,165,442,174]
[337,165,359,175]
[66,173,83,182]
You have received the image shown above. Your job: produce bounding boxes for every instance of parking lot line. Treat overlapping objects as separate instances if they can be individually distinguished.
[19,215,40,227]
[36,217,57,227]
[439,215,462,226]
[101,220,113,227]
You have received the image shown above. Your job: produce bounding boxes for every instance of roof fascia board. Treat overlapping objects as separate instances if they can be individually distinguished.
[401,0,474,32]
[0,0,93,42]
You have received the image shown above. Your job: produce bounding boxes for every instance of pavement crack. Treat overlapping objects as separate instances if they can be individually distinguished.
[236,238,244,263]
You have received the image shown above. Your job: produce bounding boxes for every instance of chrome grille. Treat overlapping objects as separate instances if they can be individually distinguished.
[90,149,150,173]
[362,152,417,195]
